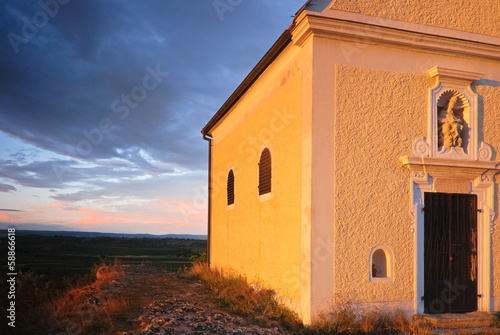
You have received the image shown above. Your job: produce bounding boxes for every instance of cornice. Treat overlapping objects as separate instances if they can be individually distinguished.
[427,67,483,83]
[291,14,500,61]
[400,156,500,171]
[400,156,500,183]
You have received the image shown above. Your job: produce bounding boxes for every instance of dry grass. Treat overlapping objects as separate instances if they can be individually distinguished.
[492,312,500,328]
[51,259,125,335]
[9,258,130,335]
[188,262,446,334]
[13,254,496,335]
[304,305,437,335]
[189,262,300,326]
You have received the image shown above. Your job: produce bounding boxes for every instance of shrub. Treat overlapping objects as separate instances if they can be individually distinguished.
[190,252,208,265]
[310,304,356,333]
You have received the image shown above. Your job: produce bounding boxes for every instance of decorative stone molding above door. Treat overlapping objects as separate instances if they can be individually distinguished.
[411,66,493,161]
[401,66,500,314]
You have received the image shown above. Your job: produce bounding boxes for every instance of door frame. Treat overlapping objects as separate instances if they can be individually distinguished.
[423,192,478,313]
[404,161,497,314]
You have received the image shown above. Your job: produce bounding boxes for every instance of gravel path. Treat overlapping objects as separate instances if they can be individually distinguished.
[118,265,293,335]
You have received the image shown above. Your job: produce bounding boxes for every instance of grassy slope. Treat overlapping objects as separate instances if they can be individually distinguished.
[0,235,206,334]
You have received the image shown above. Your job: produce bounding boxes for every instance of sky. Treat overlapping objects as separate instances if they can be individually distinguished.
[0,0,307,235]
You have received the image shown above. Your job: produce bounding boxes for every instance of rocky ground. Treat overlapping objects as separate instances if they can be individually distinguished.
[112,265,294,335]
[53,264,500,335]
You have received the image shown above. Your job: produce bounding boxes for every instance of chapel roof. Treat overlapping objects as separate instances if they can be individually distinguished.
[202,0,500,136]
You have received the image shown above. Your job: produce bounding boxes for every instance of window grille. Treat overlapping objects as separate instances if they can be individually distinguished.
[258,149,271,195]
[227,169,235,206]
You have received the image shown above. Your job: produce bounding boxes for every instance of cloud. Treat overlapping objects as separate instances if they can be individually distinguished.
[0,159,81,188]
[0,156,175,189]
[72,205,203,228]
[0,0,306,234]
[1,2,190,171]
[0,1,225,173]
[0,184,16,192]
[0,199,205,234]
[0,0,305,173]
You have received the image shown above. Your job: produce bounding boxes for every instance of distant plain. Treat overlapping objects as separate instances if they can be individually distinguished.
[0,231,207,278]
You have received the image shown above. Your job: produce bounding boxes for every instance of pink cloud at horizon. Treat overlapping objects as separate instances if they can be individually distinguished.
[0,199,207,234]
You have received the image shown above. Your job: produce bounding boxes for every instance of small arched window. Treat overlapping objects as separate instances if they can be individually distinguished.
[258,148,272,195]
[370,246,393,282]
[227,169,234,206]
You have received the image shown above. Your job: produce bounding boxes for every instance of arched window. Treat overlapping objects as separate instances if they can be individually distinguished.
[370,246,393,281]
[258,148,271,195]
[227,169,234,206]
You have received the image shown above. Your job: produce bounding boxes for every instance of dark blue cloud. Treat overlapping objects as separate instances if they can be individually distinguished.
[0,0,305,193]
[0,184,17,193]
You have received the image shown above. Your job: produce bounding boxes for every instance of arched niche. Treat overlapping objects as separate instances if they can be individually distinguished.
[369,246,393,282]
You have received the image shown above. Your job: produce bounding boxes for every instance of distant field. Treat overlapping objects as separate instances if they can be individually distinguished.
[0,234,207,278]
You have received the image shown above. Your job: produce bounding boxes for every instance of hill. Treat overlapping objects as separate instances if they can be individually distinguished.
[1,229,207,240]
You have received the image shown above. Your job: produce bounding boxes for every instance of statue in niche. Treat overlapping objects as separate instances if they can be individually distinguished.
[438,96,463,148]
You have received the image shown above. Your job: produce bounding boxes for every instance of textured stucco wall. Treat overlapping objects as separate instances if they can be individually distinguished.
[476,84,500,301]
[210,44,311,309]
[329,0,500,38]
[208,3,500,318]
[334,64,432,304]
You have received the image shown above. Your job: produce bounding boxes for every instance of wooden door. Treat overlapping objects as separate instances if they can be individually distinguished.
[424,192,478,314]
